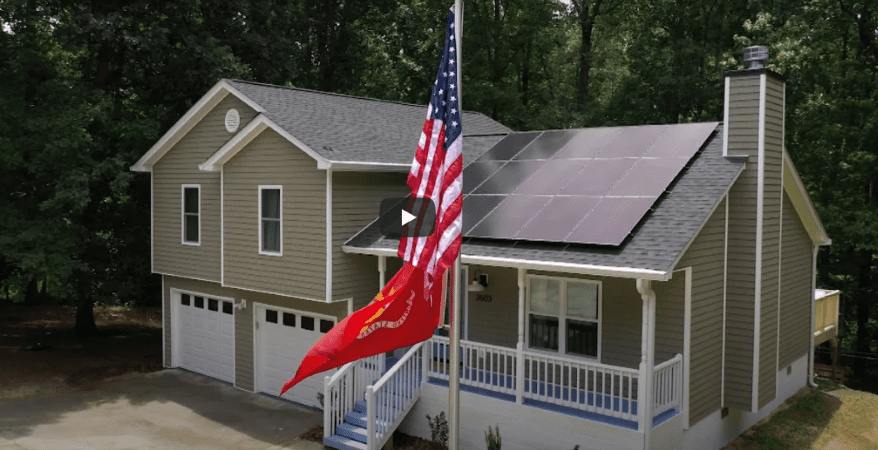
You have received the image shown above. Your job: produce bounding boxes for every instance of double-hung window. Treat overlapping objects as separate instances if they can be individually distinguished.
[181,185,200,245]
[527,276,600,358]
[259,186,282,255]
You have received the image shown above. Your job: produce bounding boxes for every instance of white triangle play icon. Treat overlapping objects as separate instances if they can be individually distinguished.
[401,209,416,227]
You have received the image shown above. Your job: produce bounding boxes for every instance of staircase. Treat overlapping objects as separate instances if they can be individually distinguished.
[323,343,425,450]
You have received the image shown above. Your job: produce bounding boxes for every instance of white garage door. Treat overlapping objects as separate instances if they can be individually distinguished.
[175,291,235,383]
[256,304,336,408]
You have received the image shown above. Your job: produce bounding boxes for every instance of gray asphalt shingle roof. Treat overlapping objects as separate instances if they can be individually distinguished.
[343,124,746,273]
[226,80,511,165]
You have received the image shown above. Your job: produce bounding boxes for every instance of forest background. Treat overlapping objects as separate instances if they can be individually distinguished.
[2,0,877,389]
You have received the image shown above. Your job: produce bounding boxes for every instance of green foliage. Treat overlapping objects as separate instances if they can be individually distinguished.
[485,424,501,450]
[426,411,448,446]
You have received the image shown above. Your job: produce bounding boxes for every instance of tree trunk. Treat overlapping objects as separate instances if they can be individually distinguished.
[522,37,531,107]
[854,249,872,376]
[25,277,39,303]
[75,298,98,337]
[577,11,595,112]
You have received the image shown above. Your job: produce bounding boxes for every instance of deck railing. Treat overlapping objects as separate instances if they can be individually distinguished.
[427,335,518,396]
[323,353,384,438]
[652,353,683,416]
[365,342,424,450]
[814,291,840,337]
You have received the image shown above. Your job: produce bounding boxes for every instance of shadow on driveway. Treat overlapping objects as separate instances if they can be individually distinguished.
[0,369,323,449]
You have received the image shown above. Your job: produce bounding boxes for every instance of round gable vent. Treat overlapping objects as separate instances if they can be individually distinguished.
[225,109,240,133]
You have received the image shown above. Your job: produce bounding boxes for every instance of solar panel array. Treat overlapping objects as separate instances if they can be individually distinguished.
[462,122,719,246]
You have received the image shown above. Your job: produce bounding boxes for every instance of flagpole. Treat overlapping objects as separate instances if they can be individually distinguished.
[448,1,463,449]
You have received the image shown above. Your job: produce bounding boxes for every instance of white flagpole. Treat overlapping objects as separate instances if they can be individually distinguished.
[449,1,463,449]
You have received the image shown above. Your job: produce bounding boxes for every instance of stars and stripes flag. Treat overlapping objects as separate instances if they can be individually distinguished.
[398,7,463,282]
[279,7,460,396]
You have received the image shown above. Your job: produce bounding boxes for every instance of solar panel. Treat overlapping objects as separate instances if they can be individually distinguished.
[472,161,546,195]
[553,127,621,160]
[462,195,505,234]
[566,197,659,245]
[513,130,577,160]
[514,160,588,195]
[514,196,601,241]
[458,122,718,246]
[642,122,717,158]
[475,132,541,162]
[560,159,635,196]
[608,158,685,197]
[463,161,505,194]
[596,125,666,158]
[468,195,552,239]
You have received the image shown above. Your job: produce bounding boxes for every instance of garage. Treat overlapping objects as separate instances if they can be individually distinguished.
[172,290,236,383]
[255,304,336,409]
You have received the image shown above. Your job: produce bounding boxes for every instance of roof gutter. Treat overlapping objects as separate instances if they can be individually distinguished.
[341,245,669,280]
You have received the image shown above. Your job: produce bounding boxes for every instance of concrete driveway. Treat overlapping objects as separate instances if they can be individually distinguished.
[0,369,325,450]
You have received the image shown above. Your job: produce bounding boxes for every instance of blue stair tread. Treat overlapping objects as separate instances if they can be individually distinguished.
[345,411,368,428]
[336,422,367,443]
[324,434,368,450]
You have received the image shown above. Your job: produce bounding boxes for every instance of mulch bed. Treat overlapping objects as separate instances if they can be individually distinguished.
[302,425,446,450]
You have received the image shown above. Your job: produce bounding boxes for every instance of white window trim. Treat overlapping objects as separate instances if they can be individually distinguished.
[258,185,283,256]
[525,274,602,361]
[181,184,201,246]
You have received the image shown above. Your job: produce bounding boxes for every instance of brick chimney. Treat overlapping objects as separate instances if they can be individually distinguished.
[723,46,785,413]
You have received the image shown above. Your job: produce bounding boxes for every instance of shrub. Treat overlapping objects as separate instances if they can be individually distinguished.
[485,424,501,450]
[426,411,448,446]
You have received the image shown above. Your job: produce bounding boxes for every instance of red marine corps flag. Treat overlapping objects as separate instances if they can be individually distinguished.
[280,6,463,395]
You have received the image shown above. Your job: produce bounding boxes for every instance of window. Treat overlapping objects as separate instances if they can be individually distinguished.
[222,301,233,315]
[194,296,204,309]
[181,294,191,306]
[527,276,600,358]
[208,298,218,312]
[320,319,334,333]
[259,186,282,255]
[266,309,278,323]
[182,185,200,245]
[301,316,314,331]
[282,313,295,327]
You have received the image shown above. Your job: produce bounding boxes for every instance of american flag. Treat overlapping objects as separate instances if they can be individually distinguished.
[398,7,462,282]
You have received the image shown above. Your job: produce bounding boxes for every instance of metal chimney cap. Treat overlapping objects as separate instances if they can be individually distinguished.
[743,46,769,69]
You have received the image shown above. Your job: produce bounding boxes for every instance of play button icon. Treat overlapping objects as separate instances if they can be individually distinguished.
[401,209,416,227]
[378,196,436,238]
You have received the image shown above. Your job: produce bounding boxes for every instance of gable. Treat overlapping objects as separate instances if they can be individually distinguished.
[782,149,830,246]
[131,80,265,172]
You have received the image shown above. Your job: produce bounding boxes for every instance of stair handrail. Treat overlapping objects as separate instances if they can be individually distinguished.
[366,342,425,450]
[324,353,385,440]
[324,361,357,438]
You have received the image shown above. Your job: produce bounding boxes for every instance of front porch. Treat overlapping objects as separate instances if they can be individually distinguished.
[425,335,682,430]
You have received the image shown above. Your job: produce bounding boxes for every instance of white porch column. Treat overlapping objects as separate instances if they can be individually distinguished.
[636,279,656,446]
[516,268,526,404]
[378,255,387,289]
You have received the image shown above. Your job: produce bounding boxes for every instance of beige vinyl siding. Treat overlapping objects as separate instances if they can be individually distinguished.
[723,73,763,411]
[332,172,409,307]
[676,198,726,424]
[758,76,784,409]
[223,129,327,300]
[652,274,684,364]
[778,191,813,368]
[162,274,347,390]
[464,265,519,348]
[153,96,258,281]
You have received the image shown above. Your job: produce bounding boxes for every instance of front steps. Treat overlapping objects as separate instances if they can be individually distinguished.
[323,400,394,450]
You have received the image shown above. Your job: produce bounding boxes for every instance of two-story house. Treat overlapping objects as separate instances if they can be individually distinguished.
[132,48,832,450]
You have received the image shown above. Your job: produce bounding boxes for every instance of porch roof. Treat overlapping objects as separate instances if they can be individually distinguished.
[343,124,746,278]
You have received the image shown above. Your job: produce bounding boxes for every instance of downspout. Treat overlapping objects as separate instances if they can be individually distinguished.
[808,245,819,388]
[636,279,656,448]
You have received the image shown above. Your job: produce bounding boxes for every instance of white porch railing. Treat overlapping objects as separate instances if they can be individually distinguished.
[522,352,641,422]
[427,335,517,396]
[365,342,424,450]
[426,336,683,428]
[323,353,385,438]
[652,353,683,417]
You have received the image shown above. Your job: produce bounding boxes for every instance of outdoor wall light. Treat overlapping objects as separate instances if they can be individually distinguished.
[234,299,247,310]
[467,272,488,292]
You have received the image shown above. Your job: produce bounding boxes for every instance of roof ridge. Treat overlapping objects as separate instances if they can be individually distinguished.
[226,78,493,118]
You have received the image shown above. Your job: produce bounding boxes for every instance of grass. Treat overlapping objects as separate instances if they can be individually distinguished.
[726,388,843,450]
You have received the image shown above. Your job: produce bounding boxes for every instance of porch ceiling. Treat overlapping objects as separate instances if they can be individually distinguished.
[344,124,745,276]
